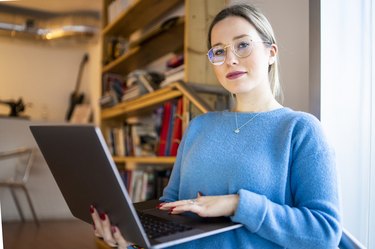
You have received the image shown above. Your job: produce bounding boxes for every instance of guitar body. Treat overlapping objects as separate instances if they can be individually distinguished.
[65,54,89,121]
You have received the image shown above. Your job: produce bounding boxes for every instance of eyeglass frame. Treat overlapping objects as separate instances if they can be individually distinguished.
[207,36,272,66]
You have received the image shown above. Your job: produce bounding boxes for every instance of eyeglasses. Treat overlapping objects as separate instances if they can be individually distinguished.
[207,36,271,66]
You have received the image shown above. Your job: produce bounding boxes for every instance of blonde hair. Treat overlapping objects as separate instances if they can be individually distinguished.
[208,4,283,102]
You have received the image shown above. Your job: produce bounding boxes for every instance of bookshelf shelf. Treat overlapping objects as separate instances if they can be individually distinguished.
[100,81,216,120]
[102,0,183,38]
[101,84,183,119]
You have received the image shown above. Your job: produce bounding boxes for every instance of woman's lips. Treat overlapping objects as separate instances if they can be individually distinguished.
[226,71,247,80]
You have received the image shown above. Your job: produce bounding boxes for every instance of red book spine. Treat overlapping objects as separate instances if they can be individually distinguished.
[157,102,172,156]
[170,98,183,156]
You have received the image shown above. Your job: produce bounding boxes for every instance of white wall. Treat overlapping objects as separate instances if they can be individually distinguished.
[0,38,101,123]
[0,37,101,220]
[229,0,310,112]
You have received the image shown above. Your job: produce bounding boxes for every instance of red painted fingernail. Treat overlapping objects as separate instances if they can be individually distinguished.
[168,207,175,214]
[111,226,116,233]
[156,203,165,209]
[90,205,95,214]
[99,212,106,221]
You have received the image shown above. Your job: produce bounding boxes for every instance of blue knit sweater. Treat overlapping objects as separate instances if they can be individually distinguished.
[160,108,342,249]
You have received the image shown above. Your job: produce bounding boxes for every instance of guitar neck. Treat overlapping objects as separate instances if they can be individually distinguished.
[74,54,89,94]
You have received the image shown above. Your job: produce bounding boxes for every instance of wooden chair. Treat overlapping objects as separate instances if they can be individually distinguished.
[0,147,39,226]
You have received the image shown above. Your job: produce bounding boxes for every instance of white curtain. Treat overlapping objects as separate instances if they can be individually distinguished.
[320,0,374,247]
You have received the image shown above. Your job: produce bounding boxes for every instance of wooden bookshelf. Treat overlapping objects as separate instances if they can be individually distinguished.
[100,0,227,198]
[97,1,228,247]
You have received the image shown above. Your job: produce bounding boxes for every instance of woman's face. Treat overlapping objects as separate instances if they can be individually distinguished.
[210,16,276,95]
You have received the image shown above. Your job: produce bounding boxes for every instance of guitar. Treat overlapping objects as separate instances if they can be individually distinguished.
[65,53,89,121]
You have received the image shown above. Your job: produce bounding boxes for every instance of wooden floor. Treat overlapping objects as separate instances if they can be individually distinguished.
[3,219,99,249]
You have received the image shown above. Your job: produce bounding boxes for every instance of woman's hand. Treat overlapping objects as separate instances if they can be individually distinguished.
[158,193,239,217]
[90,205,132,249]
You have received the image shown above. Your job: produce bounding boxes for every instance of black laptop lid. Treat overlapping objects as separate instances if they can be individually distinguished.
[30,125,150,248]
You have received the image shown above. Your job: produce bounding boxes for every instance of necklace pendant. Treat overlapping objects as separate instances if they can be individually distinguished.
[234,129,240,134]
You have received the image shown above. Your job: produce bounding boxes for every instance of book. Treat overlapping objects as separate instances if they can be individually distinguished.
[125,116,158,156]
[114,127,126,156]
[129,170,143,202]
[165,64,184,76]
[127,70,165,93]
[140,172,149,201]
[165,101,177,156]
[121,84,148,101]
[145,171,155,200]
[160,70,184,87]
[104,128,115,155]
[157,102,172,156]
[99,93,117,108]
[169,98,183,156]
[138,74,155,93]
[119,168,171,201]
[102,73,125,102]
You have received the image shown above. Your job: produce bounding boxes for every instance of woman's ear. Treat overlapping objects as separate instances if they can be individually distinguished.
[268,44,278,65]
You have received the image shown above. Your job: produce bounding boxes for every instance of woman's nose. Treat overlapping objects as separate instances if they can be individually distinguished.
[225,48,239,65]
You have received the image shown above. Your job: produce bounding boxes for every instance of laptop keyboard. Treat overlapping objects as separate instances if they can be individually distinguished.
[138,212,193,239]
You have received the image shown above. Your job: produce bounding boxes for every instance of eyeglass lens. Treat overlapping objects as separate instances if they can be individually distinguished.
[207,36,254,65]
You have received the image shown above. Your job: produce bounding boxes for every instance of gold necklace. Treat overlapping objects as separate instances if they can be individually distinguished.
[234,112,261,134]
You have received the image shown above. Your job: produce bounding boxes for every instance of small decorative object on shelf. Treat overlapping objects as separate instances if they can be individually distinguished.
[0,98,28,118]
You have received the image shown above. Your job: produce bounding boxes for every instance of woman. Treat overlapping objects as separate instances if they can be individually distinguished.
[92,4,342,248]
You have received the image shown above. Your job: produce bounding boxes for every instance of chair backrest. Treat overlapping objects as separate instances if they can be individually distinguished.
[339,228,367,249]
[0,147,34,183]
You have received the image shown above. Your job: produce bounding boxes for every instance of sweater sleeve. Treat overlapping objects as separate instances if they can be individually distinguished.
[231,115,342,249]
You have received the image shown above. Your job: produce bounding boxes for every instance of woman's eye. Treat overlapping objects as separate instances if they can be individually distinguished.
[214,49,225,56]
[237,41,250,49]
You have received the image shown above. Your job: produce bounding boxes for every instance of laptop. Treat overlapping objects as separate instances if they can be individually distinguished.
[30,125,242,249]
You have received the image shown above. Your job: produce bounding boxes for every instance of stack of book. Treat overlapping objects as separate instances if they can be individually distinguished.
[121,84,148,102]
[119,168,171,202]
[161,64,184,87]
[104,97,183,158]
[160,54,184,87]
[105,116,159,157]
[122,70,164,101]
[100,73,125,108]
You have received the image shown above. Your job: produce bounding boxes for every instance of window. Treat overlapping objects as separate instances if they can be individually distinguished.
[319,0,374,247]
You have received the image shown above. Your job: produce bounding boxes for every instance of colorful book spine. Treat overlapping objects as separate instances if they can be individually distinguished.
[157,102,172,156]
[170,98,183,156]
[164,101,176,156]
